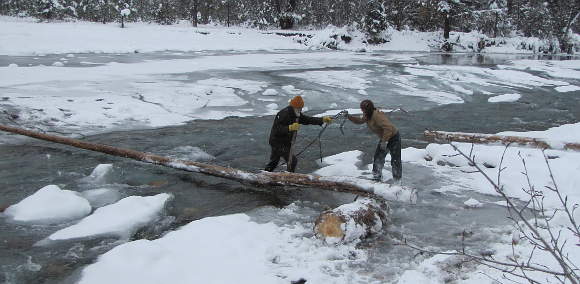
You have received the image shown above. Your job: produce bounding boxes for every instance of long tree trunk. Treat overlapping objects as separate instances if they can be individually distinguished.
[443,12,450,39]
[0,124,416,202]
[424,130,580,151]
[314,198,389,244]
[191,0,198,27]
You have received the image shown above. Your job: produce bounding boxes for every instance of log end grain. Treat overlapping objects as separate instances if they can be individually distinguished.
[314,213,345,240]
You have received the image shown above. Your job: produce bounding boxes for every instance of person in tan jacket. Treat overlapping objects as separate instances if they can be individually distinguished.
[348,99,402,182]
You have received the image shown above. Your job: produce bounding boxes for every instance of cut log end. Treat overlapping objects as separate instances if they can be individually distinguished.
[315,213,346,240]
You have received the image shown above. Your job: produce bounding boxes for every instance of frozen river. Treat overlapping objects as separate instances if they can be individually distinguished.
[1,50,579,283]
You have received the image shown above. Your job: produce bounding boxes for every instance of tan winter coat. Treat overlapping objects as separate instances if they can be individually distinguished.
[348,109,398,142]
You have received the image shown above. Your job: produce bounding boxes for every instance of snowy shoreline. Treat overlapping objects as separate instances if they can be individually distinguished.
[2,16,579,56]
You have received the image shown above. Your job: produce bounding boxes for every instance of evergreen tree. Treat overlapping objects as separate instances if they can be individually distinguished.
[363,0,388,44]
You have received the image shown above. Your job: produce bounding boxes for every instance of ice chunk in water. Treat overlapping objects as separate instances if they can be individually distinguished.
[81,188,122,208]
[4,185,91,223]
[48,193,172,241]
[82,164,114,184]
[464,198,483,208]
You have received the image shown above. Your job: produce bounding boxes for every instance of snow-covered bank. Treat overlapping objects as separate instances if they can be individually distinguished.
[395,122,580,283]
[2,16,578,56]
[0,16,305,55]
[78,210,367,284]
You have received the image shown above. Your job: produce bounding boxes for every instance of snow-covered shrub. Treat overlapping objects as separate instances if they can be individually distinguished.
[302,26,358,50]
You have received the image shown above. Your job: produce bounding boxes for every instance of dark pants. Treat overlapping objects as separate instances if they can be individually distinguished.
[373,132,402,181]
[265,145,297,172]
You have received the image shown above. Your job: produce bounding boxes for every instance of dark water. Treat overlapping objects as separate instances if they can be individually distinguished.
[1,52,579,283]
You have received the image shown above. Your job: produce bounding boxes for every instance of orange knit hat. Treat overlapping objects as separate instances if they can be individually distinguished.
[289,96,304,108]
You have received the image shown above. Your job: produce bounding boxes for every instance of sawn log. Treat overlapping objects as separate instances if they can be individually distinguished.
[314,198,389,244]
[424,130,580,151]
[0,124,415,202]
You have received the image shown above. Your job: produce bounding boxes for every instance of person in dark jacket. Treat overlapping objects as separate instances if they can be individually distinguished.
[348,99,402,183]
[265,96,332,172]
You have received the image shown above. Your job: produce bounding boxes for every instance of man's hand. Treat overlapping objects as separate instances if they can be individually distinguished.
[323,116,333,124]
[289,122,301,132]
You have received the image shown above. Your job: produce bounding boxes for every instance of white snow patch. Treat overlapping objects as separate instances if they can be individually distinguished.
[281,85,303,95]
[4,185,91,223]
[501,59,580,79]
[82,164,113,184]
[488,93,521,103]
[463,198,483,208]
[314,151,417,203]
[81,188,122,208]
[555,85,580,93]
[262,88,279,96]
[399,90,464,105]
[316,108,363,117]
[401,147,427,163]
[52,61,64,67]
[8,63,18,68]
[266,103,278,110]
[48,193,172,240]
[498,122,580,147]
[283,70,371,90]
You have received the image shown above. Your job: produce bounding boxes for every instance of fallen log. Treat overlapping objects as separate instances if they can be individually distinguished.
[314,198,389,244]
[424,130,580,151]
[0,124,415,202]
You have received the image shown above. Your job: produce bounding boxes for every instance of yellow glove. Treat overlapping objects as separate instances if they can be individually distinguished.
[323,116,333,124]
[289,122,301,132]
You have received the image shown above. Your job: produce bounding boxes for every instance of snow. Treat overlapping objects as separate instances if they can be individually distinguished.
[396,122,580,283]
[0,16,305,55]
[262,88,279,96]
[2,15,580,283]
[316,108,363,117]
[81,188,122,208]
[3,185,91,223]
[78,210,367,284]
[0,51,380,133]
[463,198,483,208]
[120,9,131,17]
[325,198,387,244]
[314,151,417,203]
[283,70,371,90]
[281,85,303,95]
[487,93,521,103]
[48,193,172,240]
[555,85,580,92]
[498,122,580,145]
[501,59,580,79]
[82,164,113,184]
[404,64,569,89]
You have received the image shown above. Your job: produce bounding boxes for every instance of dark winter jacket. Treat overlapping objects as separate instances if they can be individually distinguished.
[269,106,323,147]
